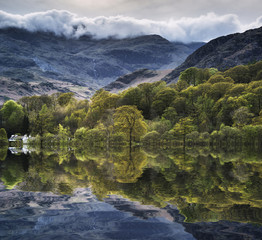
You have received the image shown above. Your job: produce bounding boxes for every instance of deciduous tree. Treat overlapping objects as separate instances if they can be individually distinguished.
[173,117,195,147]
[0,100,25,135]
[114,105,147,146]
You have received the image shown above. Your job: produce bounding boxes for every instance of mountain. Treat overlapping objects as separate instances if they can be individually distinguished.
[164,26,262,83]
[0,27,203,104]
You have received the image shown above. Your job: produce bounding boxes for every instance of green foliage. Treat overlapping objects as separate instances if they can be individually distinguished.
[136,81,167,119]
[57,92,75,106]
[0,128,8,145]
[173,117,195,142]
[162,107,178,125]
[2,142,262,224]
[224,65,251,83]
[179,67,217,86]
[74,127,88,141]
[148,118,172,135]
[142,131,161,145]
[85,89,119,129]
[232,106,254,128]
[58,124,70,146]
[1,62,262,148]
[120,87,143,107]
[0,100,25,135]
[114,105,147,145]
[0,146,8,161]
[31,104,55,136]
[152,87,177,116]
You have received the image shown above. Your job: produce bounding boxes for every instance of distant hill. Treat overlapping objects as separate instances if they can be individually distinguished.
[0,27,203,104]
[163,26,262,83]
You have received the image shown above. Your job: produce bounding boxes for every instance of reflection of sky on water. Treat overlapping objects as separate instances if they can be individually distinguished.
[1,149,262,239]
[0,186,195,240]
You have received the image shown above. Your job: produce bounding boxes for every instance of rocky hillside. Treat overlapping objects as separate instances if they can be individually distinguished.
[103,68,172,92]
[164,26,262,83]
[0,27,203,104]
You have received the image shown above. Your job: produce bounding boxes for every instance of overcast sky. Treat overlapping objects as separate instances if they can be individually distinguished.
[0,0,261,42]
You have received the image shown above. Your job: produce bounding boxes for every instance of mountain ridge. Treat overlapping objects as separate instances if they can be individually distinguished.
[0,27,204,104]
[163,26,262,83]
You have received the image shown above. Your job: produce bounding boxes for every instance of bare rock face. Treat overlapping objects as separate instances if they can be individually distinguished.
[164,26,262,83]
[0,27,203,103]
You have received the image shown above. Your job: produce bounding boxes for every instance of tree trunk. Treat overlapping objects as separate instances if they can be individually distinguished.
[183,133,186,152]
[129,129,132,148]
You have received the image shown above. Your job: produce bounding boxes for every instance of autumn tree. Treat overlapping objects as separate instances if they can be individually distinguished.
[114,105,147,146]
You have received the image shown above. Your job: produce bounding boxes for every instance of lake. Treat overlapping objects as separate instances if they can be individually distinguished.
[1,146,262,239]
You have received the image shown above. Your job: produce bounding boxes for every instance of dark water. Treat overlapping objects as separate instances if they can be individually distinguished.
[1,146,262,239]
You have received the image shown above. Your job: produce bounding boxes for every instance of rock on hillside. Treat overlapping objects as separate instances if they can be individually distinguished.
[103,68,172,92]
[164,26,262,83]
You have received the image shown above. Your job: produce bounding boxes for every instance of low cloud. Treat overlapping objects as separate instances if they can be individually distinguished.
[0,10,261,42]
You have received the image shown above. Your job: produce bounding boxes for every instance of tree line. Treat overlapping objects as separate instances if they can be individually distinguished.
[1,60,262,148]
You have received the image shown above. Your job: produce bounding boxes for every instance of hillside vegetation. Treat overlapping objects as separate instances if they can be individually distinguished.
[1,61,262,148]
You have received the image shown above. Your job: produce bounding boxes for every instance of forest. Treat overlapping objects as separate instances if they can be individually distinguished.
[1,60,262,148]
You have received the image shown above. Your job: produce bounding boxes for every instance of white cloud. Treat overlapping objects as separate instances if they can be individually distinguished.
[0,10,261,42]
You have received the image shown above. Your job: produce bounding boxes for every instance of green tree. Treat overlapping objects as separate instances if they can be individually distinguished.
[179,67,199,86]
[208,82,234,101]
[173,117,195,147]
[114,105,147,146]
[207,74,234,84]
[224,65,251,83]
[85,128,106,147]
[232,106,254,128]
[138,81,166,119]
[57,92,75,106]
[228,84,247,97]
[152,87,177,116]
[171,96,187,116]
[58,124,70,145]
[162,107,178,125]
[0,128,8,146]
[120,87,142,108]
[142,131,161,145]
[148,119,172,135]
[0,100,25,135]
[74,127,88,142]
[85,89,119,129]
[99,109,114,149]
[0,145,8,161]
[32,104,54,138]
[195,96,214,132]
[180,67,217,86]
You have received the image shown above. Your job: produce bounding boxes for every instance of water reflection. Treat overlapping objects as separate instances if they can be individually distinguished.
[1,146,262,239]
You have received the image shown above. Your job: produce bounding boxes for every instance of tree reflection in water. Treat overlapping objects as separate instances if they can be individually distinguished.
[1,146,262,224]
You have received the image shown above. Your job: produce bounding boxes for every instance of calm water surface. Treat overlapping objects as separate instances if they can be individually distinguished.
[1,146,262,239]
